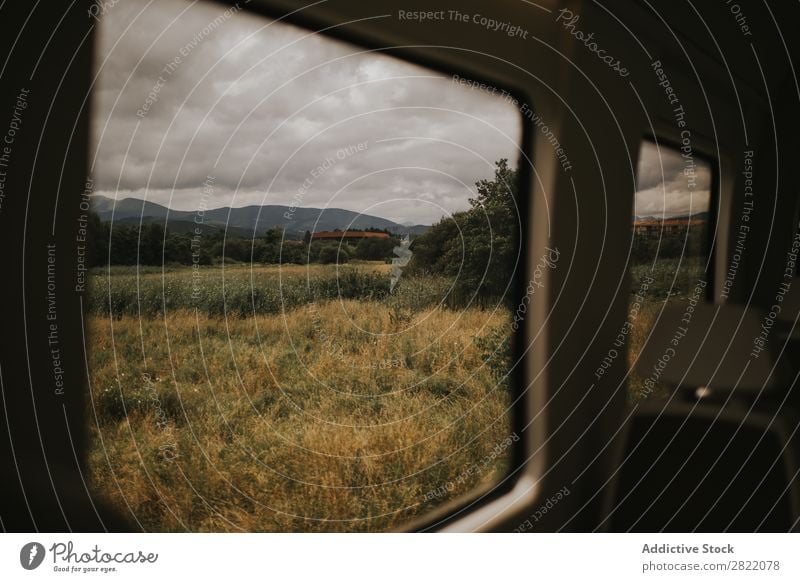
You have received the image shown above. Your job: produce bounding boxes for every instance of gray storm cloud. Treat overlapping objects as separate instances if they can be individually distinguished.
[90,0,522,225]
[634,140,712,218]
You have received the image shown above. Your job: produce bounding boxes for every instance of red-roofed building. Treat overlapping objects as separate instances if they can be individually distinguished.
[311,230,391,242]
[634,219,706,237]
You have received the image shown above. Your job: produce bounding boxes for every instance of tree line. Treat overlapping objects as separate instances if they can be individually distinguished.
[85,213,400,267]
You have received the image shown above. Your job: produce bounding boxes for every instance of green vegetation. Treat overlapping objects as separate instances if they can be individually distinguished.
[630,228,706,264]
[87,216,402,268]
[627,244,708,400]
[87,263,452,318]
[408,159,519,305]
[630,257,706,300]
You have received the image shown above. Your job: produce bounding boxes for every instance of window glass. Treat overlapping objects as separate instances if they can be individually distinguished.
[87,0,523,531]
[628,140,713,400]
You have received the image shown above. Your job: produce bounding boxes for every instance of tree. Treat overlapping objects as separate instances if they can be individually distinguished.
[222,238,251,263]
[108,225,139,265]
[87,212,109,267]
[264,227,283,245]
[279,244,305,264]
[407,159,520,305]
[354,236,397,260]
[163,233,191,264]
[318,244,349,264]
[140,222,165,265]
[470,158,517,220]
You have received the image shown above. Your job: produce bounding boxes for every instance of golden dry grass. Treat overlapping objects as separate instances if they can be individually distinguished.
[86,271,514,531]
[626,299,668,400]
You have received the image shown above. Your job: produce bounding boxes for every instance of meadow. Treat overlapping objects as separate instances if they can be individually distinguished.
[626,257,707,400]
[86,262,515,531]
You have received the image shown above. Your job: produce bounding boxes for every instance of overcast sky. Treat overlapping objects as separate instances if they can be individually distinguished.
[91,0,522,225]
[635,141,712,218]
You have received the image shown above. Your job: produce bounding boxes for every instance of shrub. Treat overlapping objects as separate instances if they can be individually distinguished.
[474,324,513,386]
[318,245,349,265]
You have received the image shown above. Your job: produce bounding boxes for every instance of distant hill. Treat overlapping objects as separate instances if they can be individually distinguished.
[92,195,429,238]
[669,211,710,222]
[634,211,710,222]
[110,216,255,238]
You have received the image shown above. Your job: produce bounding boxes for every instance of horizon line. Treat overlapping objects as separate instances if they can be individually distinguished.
[89,193,433,227]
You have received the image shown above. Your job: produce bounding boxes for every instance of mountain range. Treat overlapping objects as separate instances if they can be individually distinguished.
[634,211,710,222]
[91,195,430,238]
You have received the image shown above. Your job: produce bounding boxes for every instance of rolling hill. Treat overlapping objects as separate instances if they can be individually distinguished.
[92,195,429,238]
[634,211,710,222]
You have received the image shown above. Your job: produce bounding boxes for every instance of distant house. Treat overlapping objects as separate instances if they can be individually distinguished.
[634,218,706,237]
[311,230,390,243]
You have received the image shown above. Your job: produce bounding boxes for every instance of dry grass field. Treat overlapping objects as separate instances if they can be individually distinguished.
[626,258,707,400]
[86,263,515,531]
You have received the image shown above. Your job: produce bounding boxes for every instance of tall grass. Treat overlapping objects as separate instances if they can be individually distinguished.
[627,256,708,400]
[629,257,706,300]
[88,263,455,317]
[86,264,515,531]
